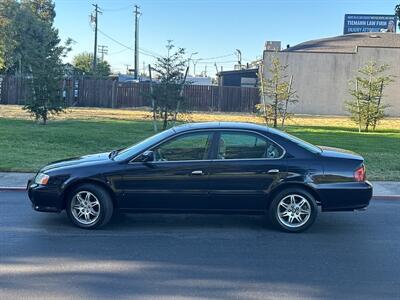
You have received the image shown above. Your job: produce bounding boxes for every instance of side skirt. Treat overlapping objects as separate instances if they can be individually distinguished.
[119,208,265,215]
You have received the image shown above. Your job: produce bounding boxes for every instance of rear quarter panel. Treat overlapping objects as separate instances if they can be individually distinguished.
[315,156,372,211]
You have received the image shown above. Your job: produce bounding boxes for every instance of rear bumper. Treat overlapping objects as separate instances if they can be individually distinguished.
[27,179,62,213]
[315,181,373,212]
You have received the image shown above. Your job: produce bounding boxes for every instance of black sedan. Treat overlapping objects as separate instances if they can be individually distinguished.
[27,122,372,232]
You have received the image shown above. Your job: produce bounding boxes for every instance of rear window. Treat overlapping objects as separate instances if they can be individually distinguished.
[270,129,322,154]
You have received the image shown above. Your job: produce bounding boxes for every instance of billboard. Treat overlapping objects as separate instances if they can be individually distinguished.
[344,14,397,34]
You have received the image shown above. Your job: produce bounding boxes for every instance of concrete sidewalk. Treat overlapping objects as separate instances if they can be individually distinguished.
[0,172,399,197]
[0,172,34,190]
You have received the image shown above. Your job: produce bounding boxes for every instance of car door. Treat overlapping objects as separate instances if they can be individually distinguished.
[120,131,214,210]
[208,130,287,211]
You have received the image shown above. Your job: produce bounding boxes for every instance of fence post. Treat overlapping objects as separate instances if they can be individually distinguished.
[218,85,223,112]
[111,80,117,108]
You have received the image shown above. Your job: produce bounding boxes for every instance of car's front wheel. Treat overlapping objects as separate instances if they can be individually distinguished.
[66,183,113,229]
[269,188,318,233]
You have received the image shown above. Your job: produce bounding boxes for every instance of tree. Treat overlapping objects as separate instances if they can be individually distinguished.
[148,42,189,131]
[22,0,55,23]
[256,57,298,128]
[72,52,111,77]
[0,0,20,73]
[396,4,400,30]
[0,0,60,75]
[346,61,394,132]
[19,0,71,124]
[0,1,72,123]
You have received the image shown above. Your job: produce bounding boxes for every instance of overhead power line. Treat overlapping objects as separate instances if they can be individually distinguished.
[97,28,133,50]
[101,5,131,12]
[196,60,237,64]
[139,46,163,58]
[96,28,159,58]
[108,48,130,56]
[197,53,235,61]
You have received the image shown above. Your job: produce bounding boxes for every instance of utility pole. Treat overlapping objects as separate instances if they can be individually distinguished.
[188,52,198,76]
[91,4,102,73]
[214,63,219,75]
[235,49,242,69]
[124,64,131,74]
[97,45,108,61]
[134,5,141,80]
[192,59,200,77]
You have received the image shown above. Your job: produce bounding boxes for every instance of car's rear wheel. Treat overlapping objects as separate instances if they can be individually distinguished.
[66,183,113,229]
[269,188,318,233]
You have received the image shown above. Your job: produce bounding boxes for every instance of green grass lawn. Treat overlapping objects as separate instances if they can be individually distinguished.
[0,117,399,180]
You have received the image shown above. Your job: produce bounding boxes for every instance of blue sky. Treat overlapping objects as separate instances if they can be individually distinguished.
[54,0,399,75]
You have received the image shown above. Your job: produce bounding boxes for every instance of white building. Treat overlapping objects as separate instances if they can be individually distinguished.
[263,33,400,116]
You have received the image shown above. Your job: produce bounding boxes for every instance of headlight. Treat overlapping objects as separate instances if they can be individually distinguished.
[35,173,50,185]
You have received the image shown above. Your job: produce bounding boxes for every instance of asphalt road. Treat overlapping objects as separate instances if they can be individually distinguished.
[0,191,399,300]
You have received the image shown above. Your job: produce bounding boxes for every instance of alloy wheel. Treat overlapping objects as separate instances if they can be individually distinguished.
[71,191,101,225]
[277,194,311,228]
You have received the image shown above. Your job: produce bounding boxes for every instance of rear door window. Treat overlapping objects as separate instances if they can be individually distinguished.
[217,132,284,160]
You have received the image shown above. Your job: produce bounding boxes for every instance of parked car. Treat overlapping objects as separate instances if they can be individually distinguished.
[27,122,372,232]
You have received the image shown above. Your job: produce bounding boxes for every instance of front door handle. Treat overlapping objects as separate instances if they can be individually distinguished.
[191,170,204,176]
[267,169,280,174]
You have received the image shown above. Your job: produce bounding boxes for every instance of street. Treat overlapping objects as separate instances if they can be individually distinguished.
[0,191,399,299]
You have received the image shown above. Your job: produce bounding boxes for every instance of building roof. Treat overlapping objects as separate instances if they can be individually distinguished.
[217,68,258,76]
[284,32,400,53]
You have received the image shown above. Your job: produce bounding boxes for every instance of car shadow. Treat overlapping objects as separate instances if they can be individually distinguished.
[32,209,367,236]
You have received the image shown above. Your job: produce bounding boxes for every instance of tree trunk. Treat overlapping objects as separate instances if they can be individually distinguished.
[365,75,372,132]
[273,93,278,128]
[163,108,168,130]
[258,65,268,125]
[281,75,293,128]
[173,66,189,126]
[42,112,47,125]
[355,80,361,133]
[273,78,279,128]
[372,80,384,131]
[148,64,158,132]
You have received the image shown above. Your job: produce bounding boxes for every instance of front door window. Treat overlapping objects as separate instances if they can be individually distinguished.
[153,132,213,162]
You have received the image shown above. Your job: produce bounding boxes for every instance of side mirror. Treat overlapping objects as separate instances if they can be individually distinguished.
[140,150,154,162]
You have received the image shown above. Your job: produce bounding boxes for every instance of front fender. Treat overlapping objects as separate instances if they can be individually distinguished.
[59,175,117,209]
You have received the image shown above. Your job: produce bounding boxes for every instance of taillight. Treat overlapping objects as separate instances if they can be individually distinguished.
[354,165,366,182]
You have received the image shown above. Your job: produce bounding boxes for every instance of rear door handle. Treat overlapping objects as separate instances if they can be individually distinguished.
[191,170,204,176]
[267,169,279,174]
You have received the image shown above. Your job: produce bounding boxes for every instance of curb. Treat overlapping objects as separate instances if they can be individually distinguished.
[372,195,400,200]
[0,187,26,191]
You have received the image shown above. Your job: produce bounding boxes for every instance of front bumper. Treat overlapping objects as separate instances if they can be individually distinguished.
[27,179,62,212]
[316,181,373,212]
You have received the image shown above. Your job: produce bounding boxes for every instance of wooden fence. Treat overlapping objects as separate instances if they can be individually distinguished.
[0,76,260,113]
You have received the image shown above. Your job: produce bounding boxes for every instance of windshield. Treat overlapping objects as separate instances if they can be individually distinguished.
[114,129,174,161]
[270,129,322,154]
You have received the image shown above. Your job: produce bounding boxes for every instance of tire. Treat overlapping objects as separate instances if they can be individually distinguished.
[66,183,113,229]
[268,188,318,233]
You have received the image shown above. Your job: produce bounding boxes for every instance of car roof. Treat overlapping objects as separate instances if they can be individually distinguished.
[172,122,270,133]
